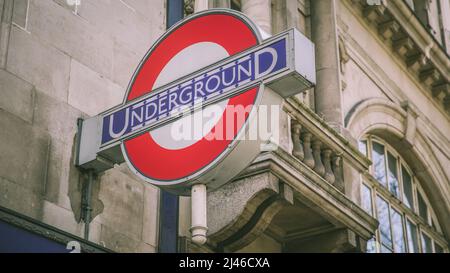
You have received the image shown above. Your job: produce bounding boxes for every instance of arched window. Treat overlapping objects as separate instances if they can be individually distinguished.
[358,135,447,253]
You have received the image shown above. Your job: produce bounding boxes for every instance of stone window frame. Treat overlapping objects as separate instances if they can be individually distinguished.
[359,135,447,253]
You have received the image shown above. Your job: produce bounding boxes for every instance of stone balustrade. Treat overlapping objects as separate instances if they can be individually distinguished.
[290,118,344,192]
[284,98,371,194]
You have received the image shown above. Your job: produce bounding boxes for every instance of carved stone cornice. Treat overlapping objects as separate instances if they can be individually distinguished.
[347,0,450,116]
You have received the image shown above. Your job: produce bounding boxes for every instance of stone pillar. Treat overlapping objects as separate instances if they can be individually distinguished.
[241,0,272,34]
[272,0,302,34]
[312,140,325,176]
[322,149,335,184]
[291,121,304,161]
[310,0,343,131]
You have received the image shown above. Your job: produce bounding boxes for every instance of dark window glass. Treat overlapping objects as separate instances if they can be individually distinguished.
[372,142,387,187]
[421,233,433,253]
[402,166,414,209]
[418,192,428,223]
[434,242,444,253]
[432,218,438,232]
[387,152,400,197]
[413,0,431,27]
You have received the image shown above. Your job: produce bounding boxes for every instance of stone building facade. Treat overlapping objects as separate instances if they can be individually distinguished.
[0,0,448,253]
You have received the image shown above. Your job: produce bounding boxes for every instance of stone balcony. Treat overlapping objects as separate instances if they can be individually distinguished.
[284,98,371,193]
[348,0,450,115]
[197,98,378,253]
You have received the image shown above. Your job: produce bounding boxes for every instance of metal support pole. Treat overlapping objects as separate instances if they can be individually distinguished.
[158,0,184,253]
[83,169,94,240]
[190,184,208,245]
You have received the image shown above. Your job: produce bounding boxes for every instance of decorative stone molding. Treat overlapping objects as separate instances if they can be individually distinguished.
[184,0,195,16]
[400,100,419,147]
[339,36,350,75]
[237,148,378,242]
[345,97,450,240]
[207,172,294,252]
[345,98,408,139]
[347,0,450,116]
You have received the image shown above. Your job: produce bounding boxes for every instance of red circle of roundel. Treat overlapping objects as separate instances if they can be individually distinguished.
[123,13,260,182]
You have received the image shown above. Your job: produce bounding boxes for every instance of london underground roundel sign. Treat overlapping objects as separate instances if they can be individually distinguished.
[122,10,263,190]
[76,9,316,195]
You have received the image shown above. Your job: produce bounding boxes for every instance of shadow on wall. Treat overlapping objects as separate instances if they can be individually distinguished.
[68,134,104,224]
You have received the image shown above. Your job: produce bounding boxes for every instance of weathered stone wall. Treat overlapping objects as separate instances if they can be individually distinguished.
[0,0,165,252]
[338,2,450,180]
[1,0,448,253]
[338,1,450,235]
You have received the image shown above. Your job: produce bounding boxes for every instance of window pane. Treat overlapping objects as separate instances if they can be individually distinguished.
[372,142,387,187]
[418,192,428,223]
[421,233,433,253]
[380,244,393,253]
[391,209,407,253]
[387,152,400,197]
[376,195,392,249]
[434,242,444,253]
[406,219,419,253]
[361,184,373,215]
[359,140,367,156]
[402,167,414,209]
[366,238,377,253]
[432,218,438,232]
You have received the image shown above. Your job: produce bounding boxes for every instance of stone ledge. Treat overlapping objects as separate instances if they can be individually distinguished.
[237,148,378,241]
[207,172,294,251]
